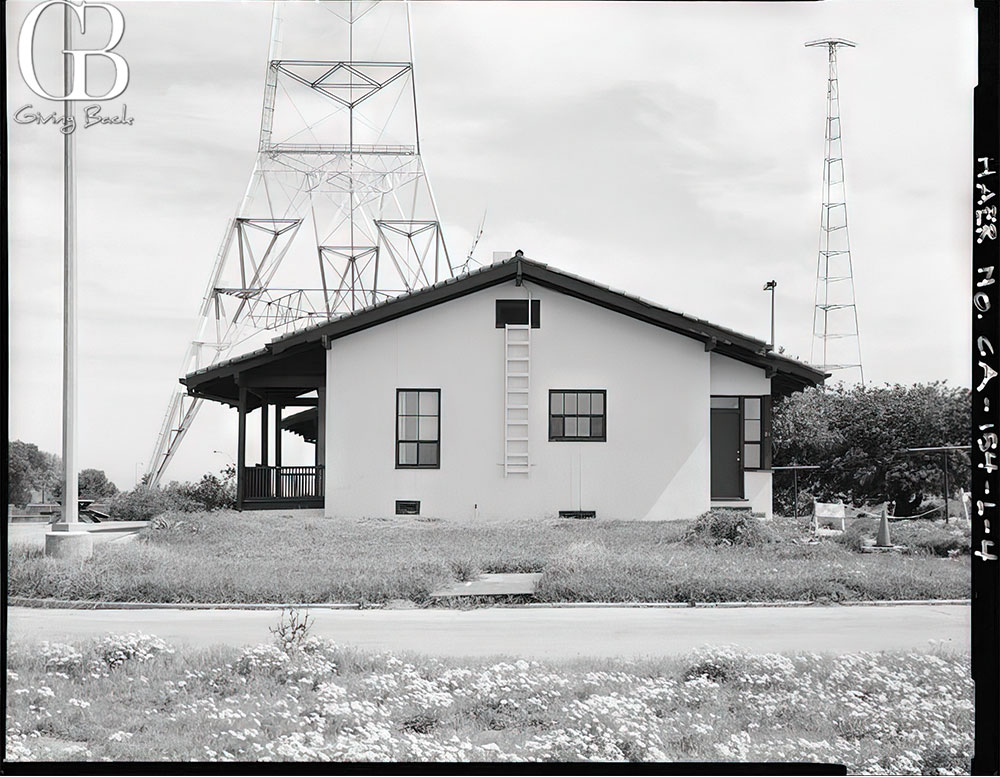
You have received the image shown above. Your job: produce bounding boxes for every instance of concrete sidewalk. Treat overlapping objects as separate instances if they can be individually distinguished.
[7,522,146,551]
[6,603,970,659]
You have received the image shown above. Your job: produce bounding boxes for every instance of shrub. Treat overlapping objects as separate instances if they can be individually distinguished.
[170,470,236,512]
[38,641,84,674]
[107,468,236,520]
[108,487,181,521]
[95,632,174,669]
[682,645,795,687]
[235,644,290,677]
[684,510,773,547]
[450,558,481,582]
[269,608,313,653]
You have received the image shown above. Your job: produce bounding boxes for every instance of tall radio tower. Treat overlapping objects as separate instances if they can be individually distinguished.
[806,38,865,386]
[147,1,451,485]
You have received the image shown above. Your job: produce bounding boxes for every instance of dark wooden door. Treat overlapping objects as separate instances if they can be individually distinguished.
[711,408,742,498]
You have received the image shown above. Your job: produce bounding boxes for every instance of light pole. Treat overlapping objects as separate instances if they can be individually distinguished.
[46,3,91,559]
[763,280,777,350]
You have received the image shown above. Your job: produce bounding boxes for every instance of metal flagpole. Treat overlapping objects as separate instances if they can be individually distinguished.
[61,1,79,527]
[47,1,90,558]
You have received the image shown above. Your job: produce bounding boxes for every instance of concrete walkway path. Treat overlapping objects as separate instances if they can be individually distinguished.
[6,604,969,659]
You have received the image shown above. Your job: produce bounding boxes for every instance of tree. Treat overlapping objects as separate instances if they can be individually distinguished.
[51,468,120,501]
[6,441,60,506]
[772,382,971,516]
[78,469,120,499]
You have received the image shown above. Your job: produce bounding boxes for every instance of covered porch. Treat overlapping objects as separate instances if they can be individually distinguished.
[238,385,325,510]
[181,341,327,510]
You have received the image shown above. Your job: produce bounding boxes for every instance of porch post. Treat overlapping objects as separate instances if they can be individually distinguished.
[260,401,269,467]
[316,388,326,468]
[237,386,247,511]
[275,404,282,468]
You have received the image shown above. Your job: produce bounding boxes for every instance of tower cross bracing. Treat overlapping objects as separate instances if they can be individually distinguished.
[147,1,451,486]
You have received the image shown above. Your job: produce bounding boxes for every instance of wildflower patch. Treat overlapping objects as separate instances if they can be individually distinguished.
[3,632,972,772]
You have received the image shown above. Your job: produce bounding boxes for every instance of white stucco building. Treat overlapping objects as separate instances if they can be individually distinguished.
[184,255,825,520]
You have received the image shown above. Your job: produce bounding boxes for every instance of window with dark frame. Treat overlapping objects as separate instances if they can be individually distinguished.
[495,299,540,328]
[549,390,606,441]
[396,389,440,468]
[743,397,763,470]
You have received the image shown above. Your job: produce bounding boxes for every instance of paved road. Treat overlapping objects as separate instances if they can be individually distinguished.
[5,604,969,659]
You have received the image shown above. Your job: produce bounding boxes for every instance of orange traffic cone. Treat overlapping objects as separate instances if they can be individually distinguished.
[875,508,892,548]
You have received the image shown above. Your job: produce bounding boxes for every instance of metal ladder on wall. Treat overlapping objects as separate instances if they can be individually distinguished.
[504,323,531,476]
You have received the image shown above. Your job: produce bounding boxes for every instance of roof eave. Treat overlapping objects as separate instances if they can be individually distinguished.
[181,255,826,395]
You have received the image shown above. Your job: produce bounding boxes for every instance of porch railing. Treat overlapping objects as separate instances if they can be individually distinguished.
[242,466,324,501]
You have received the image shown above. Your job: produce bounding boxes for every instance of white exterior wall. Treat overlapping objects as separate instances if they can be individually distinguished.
[324,280,772,521]
[709,352,773,518]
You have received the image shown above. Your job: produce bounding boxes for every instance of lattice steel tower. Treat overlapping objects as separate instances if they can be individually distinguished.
[147,0,451,485]
[806,38,865,385]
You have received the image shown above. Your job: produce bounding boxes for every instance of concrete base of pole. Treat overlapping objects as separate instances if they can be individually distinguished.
[45,529,93,560]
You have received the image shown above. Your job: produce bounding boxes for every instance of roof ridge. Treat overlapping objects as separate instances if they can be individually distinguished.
[183,256,827,389]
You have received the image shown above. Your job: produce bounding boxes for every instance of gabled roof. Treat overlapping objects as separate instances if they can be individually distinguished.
[183,255,827,402]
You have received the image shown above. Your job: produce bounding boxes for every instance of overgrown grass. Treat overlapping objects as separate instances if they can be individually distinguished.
[836,518,971,557]
[5,630,972,770]
[7,511,969,604]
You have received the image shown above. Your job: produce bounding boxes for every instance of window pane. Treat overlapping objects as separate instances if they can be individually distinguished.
[744,443,761,469]
[592,393,604,414]
[711,397,739,409]
[418,416,438,441]
[592,417,604,438]
[418,443,438,466]
[398,442,418,465]
[398,416,416,440]
[744,397,761,420]
[565,394,577,414]
[550,393,563,414]
[550,417,564,438]
[745,419,761,442]
[419,391,439,416]
[399,391,419,414]
[578,393,591,414]
[565,417,578,436]
[578,417,591,437]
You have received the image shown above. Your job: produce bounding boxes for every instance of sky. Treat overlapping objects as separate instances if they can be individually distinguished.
[6,0,978,490]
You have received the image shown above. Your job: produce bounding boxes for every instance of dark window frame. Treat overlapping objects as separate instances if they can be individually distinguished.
[548,389,607,442]
[495,299,540,328]
[711,394,772,472]
[395,388,441,469]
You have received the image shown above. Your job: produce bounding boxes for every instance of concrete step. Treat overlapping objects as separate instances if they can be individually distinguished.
[430,572,542,598]
[710,500,753,511]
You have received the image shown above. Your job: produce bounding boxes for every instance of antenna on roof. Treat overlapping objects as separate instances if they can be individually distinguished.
[460,209,487,274]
